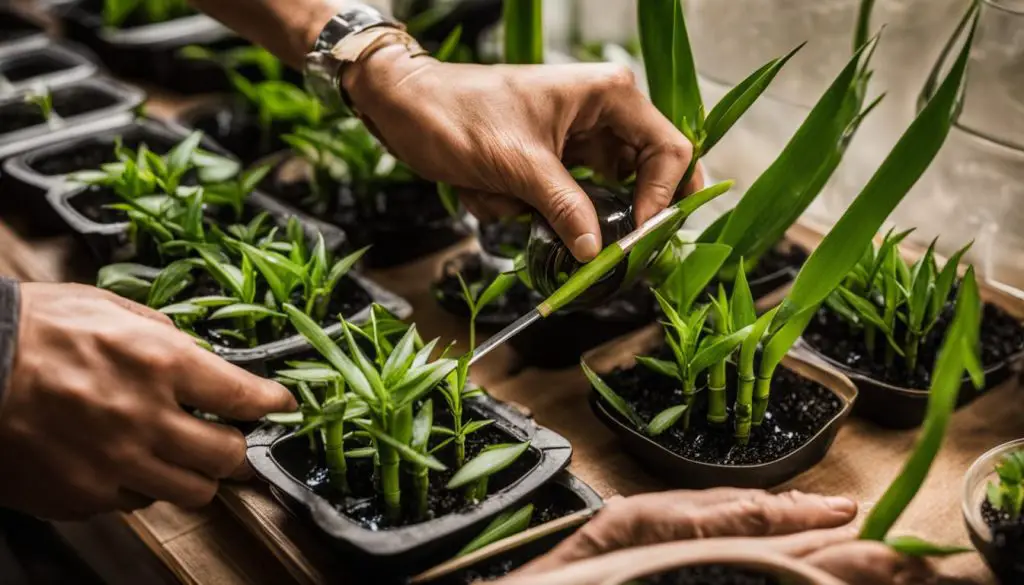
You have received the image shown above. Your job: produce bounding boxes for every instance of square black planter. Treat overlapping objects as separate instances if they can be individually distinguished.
[246,394,573,576]
[55,0,245,94]
[0,76,144,159]
[1,117,209,234]
[0,10,47,52]
[0,40,98,97]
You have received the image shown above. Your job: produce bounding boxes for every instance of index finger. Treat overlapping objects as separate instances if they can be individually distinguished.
[603,94,698,225]
[171,342,297,420]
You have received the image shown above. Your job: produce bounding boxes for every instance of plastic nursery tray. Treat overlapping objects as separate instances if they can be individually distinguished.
[1,117,209,234]
[0,9,47,53]
[797,284,1024,429]
[586,327,857,490]
[56,0,244,94]
[414,471,603,584]
[247,393,573,576]
[175,99,294,164]
[0,75,144,160]
[0,40,98,98]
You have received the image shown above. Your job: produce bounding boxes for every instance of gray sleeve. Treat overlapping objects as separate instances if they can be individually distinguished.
[0,277,20,402]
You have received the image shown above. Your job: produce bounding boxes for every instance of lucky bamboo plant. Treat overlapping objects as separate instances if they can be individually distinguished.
[267,307,531,523]
[826,230,972,374]
[583,2,979,446]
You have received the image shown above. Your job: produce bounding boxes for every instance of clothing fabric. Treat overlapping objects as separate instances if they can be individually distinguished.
[0,277,20,405]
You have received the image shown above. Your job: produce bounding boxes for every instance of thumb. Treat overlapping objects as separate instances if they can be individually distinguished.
[513,154,602,262]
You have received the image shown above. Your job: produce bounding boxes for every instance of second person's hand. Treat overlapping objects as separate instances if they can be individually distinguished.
[343,46,703,262]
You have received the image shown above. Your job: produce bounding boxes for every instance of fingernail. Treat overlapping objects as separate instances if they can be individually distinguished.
[573,233,600,262]
[825,496,856,513]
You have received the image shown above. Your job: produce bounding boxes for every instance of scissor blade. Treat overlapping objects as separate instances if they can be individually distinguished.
[468,308,541,366]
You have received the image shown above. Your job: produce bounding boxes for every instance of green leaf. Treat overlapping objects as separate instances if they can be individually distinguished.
[884,535,971,558]
[209,303,285,321]
[657,242,732,313]
[197,248,246,299]
[447,442,531,489]
[690,325,754,375]
[276,368,342,383]
[435,24,464,62]
[462,419,494,436]
[646,404,688,436]
[283,305,376,405]
[356,422,446,471]
[457,504,534,557]
[730,262,757,330]
[635,356,680,380]
[474,272,518,316]
[97,263,154,302]
[581,360,644,429]
[411,399,433,452]
[859,266,982,542]
[392,359,459,410]
[702,43,803,153]
[158,303,206,318]
[296,381,321,411]
[774,9,975,329]
[185,295,238,307]
[503,0,543,65]
[240,243,304,305]
[381,324,419,386]
[266,411,304,425]
[167,131,203,175]
[929,241,972,326]
[324,246,369,296]
[146,259,196,308]
[638,0,702,133]
[340,322,388,404]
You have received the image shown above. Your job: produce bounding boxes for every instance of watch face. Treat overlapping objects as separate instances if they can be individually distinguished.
[312,6,392,51]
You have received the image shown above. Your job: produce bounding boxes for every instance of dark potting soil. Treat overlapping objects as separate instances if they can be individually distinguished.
[187,274,373,349]
[0,12,39,43]
[603,350,842,465]
[68,185,129,224]
[0,100,45,134]
[980,499,1024,561]
[635,565,782,585]
[749,245,807,284]
[273,422,540,531]
[51,86,119,118]
[0,54,71,83]
[186,102,288,163]
[804,299,1024,389]
[28,133,179,176]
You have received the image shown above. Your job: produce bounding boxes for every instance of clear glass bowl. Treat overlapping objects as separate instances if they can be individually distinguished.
[962,437,1024,580]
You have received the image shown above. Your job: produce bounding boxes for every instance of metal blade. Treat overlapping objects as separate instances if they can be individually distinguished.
[468,308,541,366]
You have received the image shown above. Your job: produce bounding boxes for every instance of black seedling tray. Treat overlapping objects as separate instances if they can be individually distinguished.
[0,40,98,97]
[1,117,214,234]
[47,181,350,269]
[247,394,573,577]
[175,99,293,164]
[0,76,144,159]
[798,339,1023,429]
[56,0,244,94]
[0,10,47,52]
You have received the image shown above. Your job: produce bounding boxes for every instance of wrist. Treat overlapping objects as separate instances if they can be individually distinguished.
[339,29,434,114]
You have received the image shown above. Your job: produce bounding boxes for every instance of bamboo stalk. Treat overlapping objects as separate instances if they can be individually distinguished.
[708,363,727,426]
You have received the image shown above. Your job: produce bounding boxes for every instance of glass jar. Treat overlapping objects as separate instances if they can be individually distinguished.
[891,0,1024,296]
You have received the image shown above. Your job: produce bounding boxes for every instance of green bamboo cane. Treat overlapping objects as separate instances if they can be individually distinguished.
[707,289,730,426]
[324,378,349,494]
[735,311,775,442]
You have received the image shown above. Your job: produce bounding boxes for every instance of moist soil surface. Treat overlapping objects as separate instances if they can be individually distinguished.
[28,133,179,176]
[749,245,807,284]
[0,101,46,135]
[804,299,1024,389]
[980,499,1024,567]
[274,422,540,531]
[51,85,119,117]
[187,273,373,349]
[184,102,288,163]
[603,348,842,465]
[1,54,71,83]
[636,565,782,585]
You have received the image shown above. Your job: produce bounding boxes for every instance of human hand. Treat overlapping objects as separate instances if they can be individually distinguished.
[343,44,703,262]
[0,283,296,520]
[516,488,858,575]
[495,527,936,585]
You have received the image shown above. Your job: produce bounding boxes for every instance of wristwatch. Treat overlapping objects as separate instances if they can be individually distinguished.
[304,5,407,113]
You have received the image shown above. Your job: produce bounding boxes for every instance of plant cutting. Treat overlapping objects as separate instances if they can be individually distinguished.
[801,229,1024,428]
[582,5,978,488]
[857,266,982,558]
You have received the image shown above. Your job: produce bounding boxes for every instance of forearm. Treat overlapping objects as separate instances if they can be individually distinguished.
[187,0,392,70]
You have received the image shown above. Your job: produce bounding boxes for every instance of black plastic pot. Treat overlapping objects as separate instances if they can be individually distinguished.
[0,76,144,160]
[0,40,98,97]
[1,117,214,235]
[47,181,349,267]
[56,0,244,94]
[0,10,47,52]
[175,99,292,164]
[588,333,857,489]
[247,394,573,576]
[416,471,603,584]
[798,339,1023,429]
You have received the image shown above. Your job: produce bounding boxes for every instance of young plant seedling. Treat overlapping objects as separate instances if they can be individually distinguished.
[987,450,1024,523]
[23,87,62,130]
[456,270,519,351]
[103,0,192,28]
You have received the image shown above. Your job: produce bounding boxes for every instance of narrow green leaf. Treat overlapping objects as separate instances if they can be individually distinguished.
[435,24,464,62]
[209,303,285,321]
[646,404,687,436]
[456,504,534,557]
[158,303,206,318]
[283,305,376,404]
[392,359,459,410]
[581,360,643,429]
[276,368,342,383]
[503,0,543,65]
[690,325,754,375]
[381,324,419,386]
[447,442,530,489]
[411,399,433,452]
[475,272,518,316]
[884,535,971,558]
[356,422,446,471]
[730,261,757,329]
[635,356,680,380]
[266,411,304,425]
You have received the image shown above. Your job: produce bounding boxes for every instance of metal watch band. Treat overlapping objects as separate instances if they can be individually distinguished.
[304,5,403,112]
